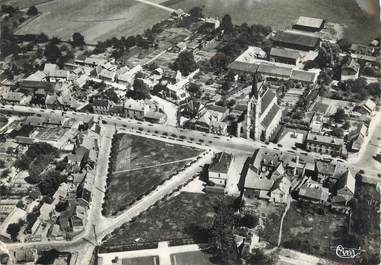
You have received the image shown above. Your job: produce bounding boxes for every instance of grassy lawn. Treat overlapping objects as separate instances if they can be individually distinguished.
[101,192,220,250]
[122,256,159,265]
[171,251,214,265]
[281,201,348,261]
[103,134,202,216]
[349,183,380,264]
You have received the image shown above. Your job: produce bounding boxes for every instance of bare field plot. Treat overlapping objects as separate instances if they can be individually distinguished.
[102,192,219,250]
[103,134,202,216]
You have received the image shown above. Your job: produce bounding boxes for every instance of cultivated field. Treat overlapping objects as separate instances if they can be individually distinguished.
[13,0,380,44]
[0,0,52,9]
[14,0,170,43]
[101,192,219,250]
[102,134,202,216]
[164,0,380,44]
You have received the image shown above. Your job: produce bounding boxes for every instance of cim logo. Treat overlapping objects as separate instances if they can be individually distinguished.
[335,245,365,259]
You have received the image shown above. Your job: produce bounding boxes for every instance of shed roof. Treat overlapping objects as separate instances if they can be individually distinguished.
[270,47,300,60]
[272,31,320,48]
[290,70,317,83]
[295,16,324,29]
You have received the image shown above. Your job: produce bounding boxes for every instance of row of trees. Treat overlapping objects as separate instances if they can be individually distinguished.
[210,17,272,71]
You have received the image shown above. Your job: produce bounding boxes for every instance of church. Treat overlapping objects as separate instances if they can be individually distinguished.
[240,75,282,142]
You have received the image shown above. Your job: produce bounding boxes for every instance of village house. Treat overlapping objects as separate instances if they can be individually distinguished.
[144,110,166,124]
[68,146,89,172]
[43,63,69,82]
[208,152,232,187]
[98,69,116,82]
[297,179,330,203]
[124,99,148,120]
[24,115,45,127]
[305,132,344,157]
[18,80,54,95]
[350,123,368,152]
[2,91,26,105]
[13,248,37,264]
[341,58,360,81]
[269,176,291,203]
[30,88,48,107]
[45,94,61,109]
[361,98,376,114]
[333,169,356,204]
[242,149,292,205]
[44,115,64,127]
[203,105,229,122]
[92,99,112,114]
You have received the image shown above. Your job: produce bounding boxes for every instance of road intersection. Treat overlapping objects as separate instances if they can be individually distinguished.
[0,104,380,264]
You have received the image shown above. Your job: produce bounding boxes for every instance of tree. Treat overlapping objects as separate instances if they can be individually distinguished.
[124,36,136,48]
[55,200,68,212]
[337,38,351,52]
[331,127,344,138]
[14,156,31,171]
[189,6,203,19]
[187,83,201,96]
[28,154,55,183]
[27,6,38,16]
[35,33,49,43]
[332,108,346,123]
[39,170,67,196]
[342,120,350,130]
[126,78,151,100]
[210,52,228,70]
[209,197,239,265]
[72,32,85,47]
[172,51,197,76]
[6,222,21,241]
[220,14,234,34]
[0,168,9,179]
[44,43,62,63]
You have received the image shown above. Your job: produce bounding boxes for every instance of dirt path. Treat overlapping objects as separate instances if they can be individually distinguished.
[112,156,197,174]
[277,198,291,247]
